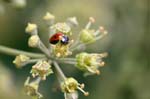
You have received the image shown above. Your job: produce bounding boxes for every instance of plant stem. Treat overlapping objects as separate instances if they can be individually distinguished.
[58,58,76,61]
[53,61,66,82]
[0,45,45,58]
[38,41,50,57]
[22,58,46,67]
[58,60,76,65]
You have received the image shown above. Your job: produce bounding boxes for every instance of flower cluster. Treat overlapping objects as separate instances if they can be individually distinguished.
[13,12,108,99]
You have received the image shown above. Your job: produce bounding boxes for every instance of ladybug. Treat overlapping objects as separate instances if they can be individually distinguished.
[49,32,69,45]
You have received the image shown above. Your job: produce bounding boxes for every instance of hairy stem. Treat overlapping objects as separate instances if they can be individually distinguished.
[0,45,45,58]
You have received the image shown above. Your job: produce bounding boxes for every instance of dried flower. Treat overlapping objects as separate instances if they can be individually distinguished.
[13,54,30,68]
[31,60,53,80]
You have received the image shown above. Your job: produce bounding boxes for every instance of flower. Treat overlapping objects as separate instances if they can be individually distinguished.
[79,29,96,43]
[52,22,72,35]
[61,77,78,93]
[13,54,30,68]
[28,35,40,48]
[24,77,42,98]
[25,23,37,35]
[61,77,89,96]
[52,43,72,57]
[76,52,108,76]
[79,17,107,44]
[9,12,108,99]
[30,60,53,80]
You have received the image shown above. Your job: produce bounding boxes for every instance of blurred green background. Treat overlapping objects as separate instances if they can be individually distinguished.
[0,0,149,99]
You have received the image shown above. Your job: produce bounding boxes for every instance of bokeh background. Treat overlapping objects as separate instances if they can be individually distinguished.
[0,0,149,99]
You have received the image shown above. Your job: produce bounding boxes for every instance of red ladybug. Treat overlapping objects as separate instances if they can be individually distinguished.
[49,32,69,45]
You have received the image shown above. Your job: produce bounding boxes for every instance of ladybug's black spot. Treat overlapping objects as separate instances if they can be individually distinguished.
[50,40,59,44]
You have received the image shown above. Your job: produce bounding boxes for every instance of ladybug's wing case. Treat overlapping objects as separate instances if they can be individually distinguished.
[49,32,64,44]
[50,39,59,44]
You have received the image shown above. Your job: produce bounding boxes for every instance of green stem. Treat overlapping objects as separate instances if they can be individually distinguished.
[58,58,76,61]
[0,45,45,58]
[58,60,76,65]
[53,61,66,82]
[22,58,46,67]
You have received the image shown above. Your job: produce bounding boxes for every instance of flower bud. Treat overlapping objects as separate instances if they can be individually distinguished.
[28,35,40,48]
[43,12,55,21]
[13,54,30,68]
[25,23,37,35]
[30,61,53,80]
[67,17,78,27]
